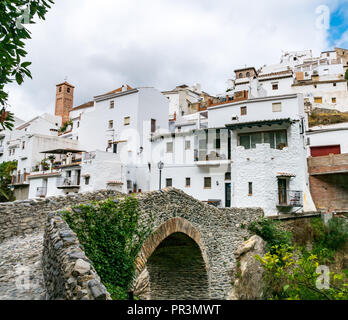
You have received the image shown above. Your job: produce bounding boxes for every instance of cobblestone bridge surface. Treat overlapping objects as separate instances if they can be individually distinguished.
[0,231,46,300]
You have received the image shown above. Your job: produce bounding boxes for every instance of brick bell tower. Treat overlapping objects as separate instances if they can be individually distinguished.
[55,81,74,124]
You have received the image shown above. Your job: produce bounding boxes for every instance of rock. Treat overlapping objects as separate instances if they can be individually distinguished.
[134,268,150,300]
[228,235,266,300]
[73,259,90,275]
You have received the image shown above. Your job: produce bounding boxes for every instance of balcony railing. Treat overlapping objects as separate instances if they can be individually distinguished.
[278,190,303,207]
[11,173,30,185]
[56,176,80,188]
[194,150,228,162]
[36,187,47,198]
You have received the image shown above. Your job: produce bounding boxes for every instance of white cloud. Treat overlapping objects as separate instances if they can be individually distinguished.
[5,0,338,121]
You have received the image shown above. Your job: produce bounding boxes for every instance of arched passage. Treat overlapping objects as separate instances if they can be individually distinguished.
[135,217,210,300]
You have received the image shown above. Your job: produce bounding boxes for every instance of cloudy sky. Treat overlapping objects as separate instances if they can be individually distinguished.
[5,0,348,121]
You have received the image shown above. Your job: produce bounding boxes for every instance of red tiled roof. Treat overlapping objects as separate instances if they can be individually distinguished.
[73,101,94,111]
[258,70,293,78]
[104,85,133,96]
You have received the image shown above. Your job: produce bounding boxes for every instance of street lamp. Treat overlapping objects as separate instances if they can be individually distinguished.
[157,161,164,190]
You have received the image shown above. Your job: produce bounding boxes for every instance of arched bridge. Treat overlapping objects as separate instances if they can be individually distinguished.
[133,189,262,300]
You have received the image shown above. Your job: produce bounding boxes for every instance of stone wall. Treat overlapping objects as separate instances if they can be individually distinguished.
[135,188,263,300]
[0,190,123,243]
[36,188,262,300]
[42,211,111,300]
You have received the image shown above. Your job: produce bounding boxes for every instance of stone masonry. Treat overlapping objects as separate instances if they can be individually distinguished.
[1,188,262,300]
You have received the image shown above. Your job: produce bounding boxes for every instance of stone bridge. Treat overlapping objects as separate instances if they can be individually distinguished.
[0,189,262,300]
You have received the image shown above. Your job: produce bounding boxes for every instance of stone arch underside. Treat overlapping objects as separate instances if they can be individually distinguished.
[135,217,210,300]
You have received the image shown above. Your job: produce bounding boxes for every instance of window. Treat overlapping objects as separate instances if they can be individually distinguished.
[333,83,337,87]
[272,83,279,90]
[77,121,80,128]
[272,102,282,112]
[151,119,156,133]
[85,177,90,185]
[166,142,173,153]
[246,72,251,77]
[225,172,231,180]
[22,141,25,150]
[108,120,113,129]
[185,140,191,150]
[177,126,182,133]
[110,101,114,109]
[59,87,62,93]
[204,177,212,189]
[215,130,221,149]
[248,182,253,196]
[113,143,118,154]
[127,180,132,189]
[124,117,130,126]
[241,106,247,116]
[239,73,243,78]
[186,178,191,187]
[166,178,172,187]
[239,130,287,150]
[332,97,337,103]
[314,97,323,104]
[67,87,71,93]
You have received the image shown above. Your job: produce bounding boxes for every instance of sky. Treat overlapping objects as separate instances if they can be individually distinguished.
[5,0,348,121]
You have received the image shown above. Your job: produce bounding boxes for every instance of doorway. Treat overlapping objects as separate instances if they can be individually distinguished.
[278,179,287,205]
[225,183,231,208]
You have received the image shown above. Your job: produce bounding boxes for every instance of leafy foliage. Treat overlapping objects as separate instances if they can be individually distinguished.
[256,244,348,300]
[62,197,153,300]
[0,160,17,202]
[310,217,348,264]
[0,0,54,129]
[59,119,72,133]
[248,217,292,251]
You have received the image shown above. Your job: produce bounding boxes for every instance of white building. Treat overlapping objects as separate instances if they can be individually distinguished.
[226,48,348,112]
[148,93,316,216]
[307,122,348,157]
[162,84,212,120]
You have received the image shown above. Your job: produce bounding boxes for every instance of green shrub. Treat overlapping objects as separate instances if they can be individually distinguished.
[248,217,292,251]
[62,197,152,300]
[256,244,348,300]
[326,217,348,251]
[310,217,348,263]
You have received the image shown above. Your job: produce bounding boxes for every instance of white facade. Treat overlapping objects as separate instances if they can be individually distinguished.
[162,84,204,119]
[229,48,348,112]
[145,94,316,216]
[307,123,348,155]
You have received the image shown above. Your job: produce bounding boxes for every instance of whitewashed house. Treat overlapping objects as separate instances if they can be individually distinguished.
[226,48,348,112]
[148,93,316,216]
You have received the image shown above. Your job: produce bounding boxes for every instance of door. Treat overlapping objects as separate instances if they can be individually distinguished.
[225,183,231,208]
[278,179,287,205]
[310,145,341,157]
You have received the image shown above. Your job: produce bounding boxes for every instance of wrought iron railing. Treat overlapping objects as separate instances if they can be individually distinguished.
[56,176,80,188]
[278,190,303,207]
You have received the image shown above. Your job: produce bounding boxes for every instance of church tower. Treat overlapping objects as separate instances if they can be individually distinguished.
[55,81,74,124]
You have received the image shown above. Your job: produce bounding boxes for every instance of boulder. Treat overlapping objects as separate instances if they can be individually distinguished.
[228,235,266,300]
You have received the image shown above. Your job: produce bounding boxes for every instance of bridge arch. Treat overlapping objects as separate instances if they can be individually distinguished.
[135,217,210,300]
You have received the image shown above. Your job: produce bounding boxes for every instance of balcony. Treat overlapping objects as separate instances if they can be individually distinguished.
[11,173,30,186]
[277,190,303,208]
[308,153,348,176]
[56,176,80,189]
[36,187,47,198]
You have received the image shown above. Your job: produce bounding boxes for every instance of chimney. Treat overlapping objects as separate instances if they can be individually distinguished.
[55,81,74,124]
